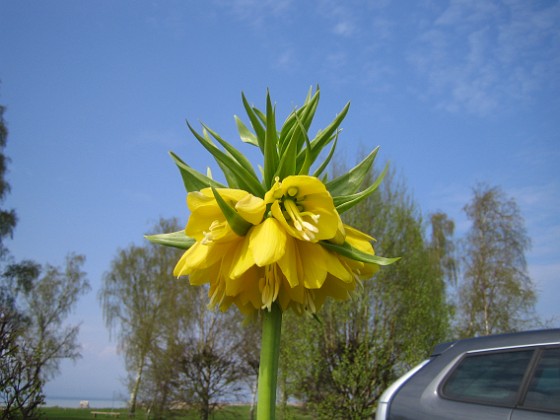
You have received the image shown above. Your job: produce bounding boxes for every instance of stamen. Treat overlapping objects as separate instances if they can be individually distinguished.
[303,290,316,313]
[202,220,227,244]
[209,283,225,308]
[301,221,319,233]
[202,231,213,245]
[283,199,320,241]
[260,265,281,311]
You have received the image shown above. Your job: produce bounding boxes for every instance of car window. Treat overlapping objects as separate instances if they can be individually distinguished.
[441,349,534,406]
[522,348,560,412]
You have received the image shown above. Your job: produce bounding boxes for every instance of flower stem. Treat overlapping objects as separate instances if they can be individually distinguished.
[257,302,282,419]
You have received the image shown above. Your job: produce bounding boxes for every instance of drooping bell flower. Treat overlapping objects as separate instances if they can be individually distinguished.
[146,88,398,419]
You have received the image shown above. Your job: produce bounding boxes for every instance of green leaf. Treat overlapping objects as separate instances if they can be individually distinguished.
[203,124,260,182]
[279,89,319,150]
[297,88,320,133]
[211,187,252,236]
[320,240,400,266]
[169,151,225,192]
[235,115,258,146]
[242,93,265,152]
[278,109,299,149]
[198,128,244,191]
[297,125,315,176]
[296,102,349,171]
[326,147,380,197]
[263,91,279,189]
[145,230,195,250]
[187,121,266,196]
[276,108,308,179]
[312,134,338,179]
[254,107,267,125]
[276,131,298,179]
[333,162,388,214]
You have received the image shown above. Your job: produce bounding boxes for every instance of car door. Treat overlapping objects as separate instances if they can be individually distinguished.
[511,347,560,419]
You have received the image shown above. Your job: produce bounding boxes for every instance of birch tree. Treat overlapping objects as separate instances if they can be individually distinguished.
[1,255,89,419]
[458,184,536,336]
[99,218,185,414]
[283,167,454,418]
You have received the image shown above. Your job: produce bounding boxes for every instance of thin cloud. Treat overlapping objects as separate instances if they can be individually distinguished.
[274,48,299,72]
[408,0,560,115]
[317,0,358,37]
[217,0,294,27]
[435,0,500,26]
[333,20,355,37]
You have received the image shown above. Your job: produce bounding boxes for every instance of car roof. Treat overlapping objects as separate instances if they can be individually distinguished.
[431,328,560,357]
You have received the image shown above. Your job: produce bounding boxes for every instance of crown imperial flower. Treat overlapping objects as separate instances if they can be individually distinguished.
[146,88,399,419]
[265,175,343,243]
[147,88,397,317]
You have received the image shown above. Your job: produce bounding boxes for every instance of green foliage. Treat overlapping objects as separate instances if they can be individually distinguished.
[0,104,17,257]
[457,184,536,337]
[102,219,261,419]
[1,255,89,419]
[99,218,186,415]
[171,286,257,420]
[39,405,315,420]
[279,165,455,417]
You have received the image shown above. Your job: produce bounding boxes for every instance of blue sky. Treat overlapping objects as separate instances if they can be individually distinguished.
[1,0,559,401]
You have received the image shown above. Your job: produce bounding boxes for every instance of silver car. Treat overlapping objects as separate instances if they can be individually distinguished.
[376,328,560,419]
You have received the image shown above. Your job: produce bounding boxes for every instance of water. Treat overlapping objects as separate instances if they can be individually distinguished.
[44,397,127,409]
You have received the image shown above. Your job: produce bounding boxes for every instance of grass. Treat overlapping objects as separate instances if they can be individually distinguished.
[41,405,315,419]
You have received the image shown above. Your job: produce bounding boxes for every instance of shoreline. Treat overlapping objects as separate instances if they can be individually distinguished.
[44,397,127,409]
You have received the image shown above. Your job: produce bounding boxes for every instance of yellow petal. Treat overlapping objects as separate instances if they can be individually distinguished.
[187,190,219,215]
[235,194,266,225]
[277,236,300,288]
[280,175,326,198]
[330,214,347,245]
[189,262,219,286]
[278,280,302,310]
[226,266,261,303]
[229,234,255,279]
[249,218,287,266]
[173,242,210,276]
[270,200,299,238]
[266,175,343,242]
[311,207,340,240]
[212,187,252,203]
[186,187,260,239]
[324,250,354,283]
[310,274,356,310]
[345,224,375,244]
[263,177,282,204]
[297,241,328,289]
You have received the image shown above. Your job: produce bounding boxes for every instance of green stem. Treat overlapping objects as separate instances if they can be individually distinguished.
[257,302,282,420]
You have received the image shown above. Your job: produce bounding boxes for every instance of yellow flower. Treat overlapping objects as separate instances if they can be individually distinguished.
[146,89,397,420]
[174,188,266,310]
[184,188,265,242]
[265,175,345,243]
[173,176,381,316]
